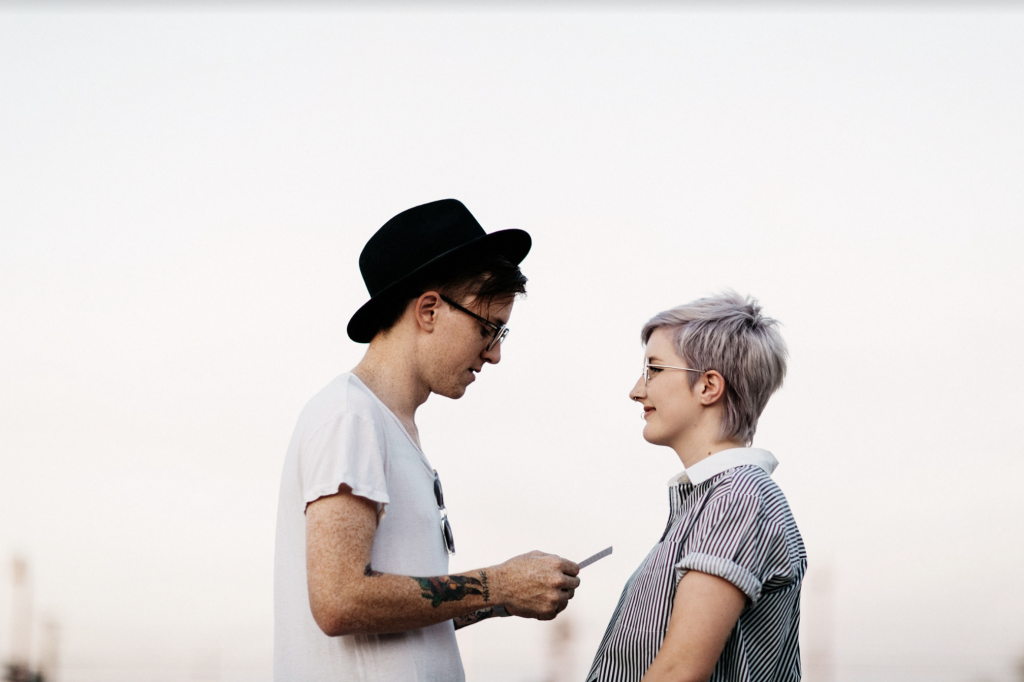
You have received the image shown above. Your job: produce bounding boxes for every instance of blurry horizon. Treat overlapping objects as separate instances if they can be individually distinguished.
[2,5,1023,682]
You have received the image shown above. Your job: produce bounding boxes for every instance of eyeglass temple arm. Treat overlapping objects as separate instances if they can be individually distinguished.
[440,295,502,332]
[646,363,705,373]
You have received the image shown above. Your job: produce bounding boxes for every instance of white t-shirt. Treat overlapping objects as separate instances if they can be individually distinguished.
[274,373,464,682]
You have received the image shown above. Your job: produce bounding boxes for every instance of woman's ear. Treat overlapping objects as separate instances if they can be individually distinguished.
[698,370,728,406]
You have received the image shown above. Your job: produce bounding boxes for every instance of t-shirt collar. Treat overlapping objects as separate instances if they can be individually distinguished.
[666,447,778,487]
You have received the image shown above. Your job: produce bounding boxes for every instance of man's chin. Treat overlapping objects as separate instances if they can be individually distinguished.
[435,383,469,400]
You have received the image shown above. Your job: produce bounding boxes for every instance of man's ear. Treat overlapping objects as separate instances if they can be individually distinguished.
[413,291,443,333]
[698,370,728,406]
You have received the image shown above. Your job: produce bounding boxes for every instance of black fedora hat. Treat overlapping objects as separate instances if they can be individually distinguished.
[347,199,531,343]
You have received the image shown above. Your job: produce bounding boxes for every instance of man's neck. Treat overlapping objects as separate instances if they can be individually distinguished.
[352,334,430,440]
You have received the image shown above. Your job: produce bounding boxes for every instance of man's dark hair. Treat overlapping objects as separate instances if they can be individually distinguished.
[375,253,528,337]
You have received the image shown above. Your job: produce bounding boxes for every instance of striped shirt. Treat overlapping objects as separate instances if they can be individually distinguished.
[587,448,806,682]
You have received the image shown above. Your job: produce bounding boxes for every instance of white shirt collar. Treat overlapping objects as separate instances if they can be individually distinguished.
[666,447,778,487]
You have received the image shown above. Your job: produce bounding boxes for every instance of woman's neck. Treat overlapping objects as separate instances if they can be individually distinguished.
[671,419,744,470]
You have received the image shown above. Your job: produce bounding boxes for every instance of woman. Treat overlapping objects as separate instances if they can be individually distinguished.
[587,292,806,682]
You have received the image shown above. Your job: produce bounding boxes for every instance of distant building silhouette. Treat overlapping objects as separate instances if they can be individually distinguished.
[9,558,31,672]
[3,558,56,682]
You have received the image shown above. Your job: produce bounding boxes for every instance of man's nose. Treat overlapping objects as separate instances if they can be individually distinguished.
[482,341,502,365]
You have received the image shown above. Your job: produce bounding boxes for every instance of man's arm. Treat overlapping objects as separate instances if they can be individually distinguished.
[640,571,747,682]
[306,488,580,637]
[452,607,500,630]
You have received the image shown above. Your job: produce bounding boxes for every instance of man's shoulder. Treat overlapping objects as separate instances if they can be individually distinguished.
[297,372,385,433]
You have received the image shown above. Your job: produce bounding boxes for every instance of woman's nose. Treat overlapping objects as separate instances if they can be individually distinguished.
[629,375,646,402]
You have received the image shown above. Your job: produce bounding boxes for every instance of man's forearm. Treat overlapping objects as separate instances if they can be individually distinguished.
[305,493,579,636]
[453,606,498,630]
[314,564,500,636]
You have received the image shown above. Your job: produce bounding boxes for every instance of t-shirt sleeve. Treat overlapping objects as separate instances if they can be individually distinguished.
[299,412,390,511]
[674,491,787,605]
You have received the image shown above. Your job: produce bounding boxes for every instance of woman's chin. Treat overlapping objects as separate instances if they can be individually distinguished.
[641,425,663,446]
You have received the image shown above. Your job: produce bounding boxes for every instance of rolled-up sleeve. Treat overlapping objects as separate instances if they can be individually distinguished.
[299,412,390,511]
[674,492,785,605]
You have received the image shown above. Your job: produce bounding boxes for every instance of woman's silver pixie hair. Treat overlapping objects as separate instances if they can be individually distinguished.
[641,291,788,446]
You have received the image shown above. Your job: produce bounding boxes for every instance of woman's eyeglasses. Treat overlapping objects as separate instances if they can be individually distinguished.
[643,361,705,385]
[433,469,456,555]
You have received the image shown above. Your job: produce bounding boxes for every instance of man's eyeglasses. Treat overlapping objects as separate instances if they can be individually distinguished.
[643,361,705,386]
[439,295,509,352]
[433,469,456,556]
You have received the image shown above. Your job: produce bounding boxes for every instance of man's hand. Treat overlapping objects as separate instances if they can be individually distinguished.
[306,489,582,635]
[492,551,580,620]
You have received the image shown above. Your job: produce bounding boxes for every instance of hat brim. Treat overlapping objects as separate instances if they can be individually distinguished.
[346,228,531,343]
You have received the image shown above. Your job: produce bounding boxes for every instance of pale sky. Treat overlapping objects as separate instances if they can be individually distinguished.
[1,6,1023,682]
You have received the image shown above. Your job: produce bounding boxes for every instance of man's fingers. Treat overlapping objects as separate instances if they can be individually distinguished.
[560,575,581,590]
[502,551,584,620]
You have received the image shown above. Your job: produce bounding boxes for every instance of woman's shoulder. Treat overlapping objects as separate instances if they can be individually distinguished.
[706,465,794,520]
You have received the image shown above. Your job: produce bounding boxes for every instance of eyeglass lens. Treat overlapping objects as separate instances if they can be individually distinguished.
[433,470,455,555]
[487,326,510,352]
[433,473,445,507]
[441,517,455,555]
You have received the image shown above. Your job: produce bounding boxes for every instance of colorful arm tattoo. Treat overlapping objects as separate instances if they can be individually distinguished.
[414,570,490,608]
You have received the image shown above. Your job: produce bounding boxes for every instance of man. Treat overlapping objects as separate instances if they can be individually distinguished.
[274,199,581,681]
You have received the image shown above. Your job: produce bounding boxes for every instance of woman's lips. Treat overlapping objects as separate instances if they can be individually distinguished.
[643,407,655,419]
